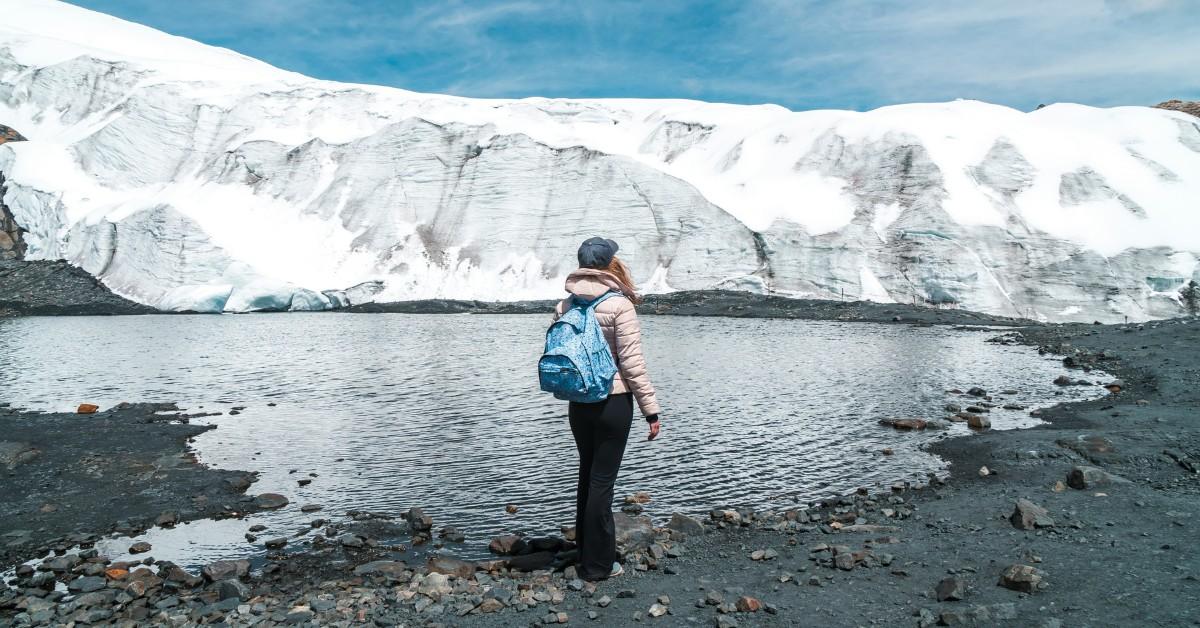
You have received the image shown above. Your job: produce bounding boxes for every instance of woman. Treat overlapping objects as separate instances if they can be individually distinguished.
[553,236,661,581]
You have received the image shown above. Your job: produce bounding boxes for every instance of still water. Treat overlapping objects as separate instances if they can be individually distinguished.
[0,314,1100,566]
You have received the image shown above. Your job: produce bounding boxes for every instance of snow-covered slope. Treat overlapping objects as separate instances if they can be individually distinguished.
[1,0,1198,320]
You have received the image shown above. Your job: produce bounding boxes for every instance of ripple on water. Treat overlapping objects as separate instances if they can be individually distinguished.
[0,314,1105,567]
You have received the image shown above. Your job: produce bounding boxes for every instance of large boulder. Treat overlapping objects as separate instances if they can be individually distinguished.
[1066,465,1128,490]
[1009,499,1054,530]
[614,513,654,553]
[666,513,705,537]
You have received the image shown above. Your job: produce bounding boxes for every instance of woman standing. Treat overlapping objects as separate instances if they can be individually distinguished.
[553,237,661,581]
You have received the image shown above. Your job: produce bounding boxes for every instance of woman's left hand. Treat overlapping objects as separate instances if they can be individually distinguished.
[647,419,660,441]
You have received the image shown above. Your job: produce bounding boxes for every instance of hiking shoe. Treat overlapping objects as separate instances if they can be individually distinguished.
[609,562,624,578]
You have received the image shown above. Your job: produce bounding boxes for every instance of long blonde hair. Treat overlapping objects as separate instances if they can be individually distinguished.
[603,256,642,304]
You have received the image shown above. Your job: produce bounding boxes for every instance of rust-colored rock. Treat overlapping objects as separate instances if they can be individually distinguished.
[735,596,762,612]
[1154,99,1200,118]
[105,568,129,580]
[77,403,99,414]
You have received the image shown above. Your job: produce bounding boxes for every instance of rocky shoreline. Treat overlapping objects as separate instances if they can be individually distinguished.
[1,318,1197,627]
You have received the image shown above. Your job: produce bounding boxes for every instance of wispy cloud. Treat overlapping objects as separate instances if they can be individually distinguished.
[69,0,1200,110]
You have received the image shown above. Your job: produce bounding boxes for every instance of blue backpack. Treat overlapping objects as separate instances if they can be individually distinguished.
[539,292,618,403]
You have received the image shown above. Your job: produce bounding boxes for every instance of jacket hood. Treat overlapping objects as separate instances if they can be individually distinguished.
[564,268,634,300]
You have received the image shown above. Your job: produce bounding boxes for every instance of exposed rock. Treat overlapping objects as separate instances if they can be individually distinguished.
[217,579,250,601]
[1154,99,1200,118]
[967,415,991,430]
[489,534,521,555]
[1010,499,1054,530]
[201,559,249,582]
[128,541,152,554]
[614,512,654,553]
[407,507,433,532]
[998,564,1045,593]
[936,576,967,601]
[879,418,927,430]
[254,493,289,509]
[264,537,288,550]
[735,596,762,612]
[426,555,475,579]
[77,403,100,414]
[1066,465,1128,490]
[666,513,705,536]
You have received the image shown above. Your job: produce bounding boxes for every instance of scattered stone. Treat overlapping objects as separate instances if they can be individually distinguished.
[735,596,762,612]
[407,507,433,532]
[666,513,705,536]
[128,541,152,554]
[69,575,107,593]
[201,559,249,582]
[217,579,250,601]
[300,503,323,512]
[879,418,927,430]
[264,537,288,550]
[155,511,179,527]
[966,387,987,397]
[77,403,100,414]
[615,512,655,552]
[352,560,407,577]
[625,491,652,504]
[648,603,668,617]
[489,534,521,555]
[978,466,992,477]
[1067,465,1127,490]
[427,555,475,579]
[254,493,289,509]
[999,564,1045,593]
[1010,499,1054,530]
[1105,379,1125,393]
[936,576,967,601]
[967,415,991,430]
[750,548,778,561]
[505,503,519,514]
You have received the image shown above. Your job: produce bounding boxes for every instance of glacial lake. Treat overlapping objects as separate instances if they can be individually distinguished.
[0,314,1103,567]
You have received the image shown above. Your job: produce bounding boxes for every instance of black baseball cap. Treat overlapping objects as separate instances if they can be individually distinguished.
[577,237,619,269]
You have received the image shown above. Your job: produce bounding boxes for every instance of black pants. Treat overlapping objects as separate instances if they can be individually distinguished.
[569,392,633,580]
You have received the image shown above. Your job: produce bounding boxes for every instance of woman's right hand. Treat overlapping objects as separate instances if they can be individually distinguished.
[647,419,660,441]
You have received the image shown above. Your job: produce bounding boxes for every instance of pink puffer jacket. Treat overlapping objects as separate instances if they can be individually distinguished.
[552,269,661,418]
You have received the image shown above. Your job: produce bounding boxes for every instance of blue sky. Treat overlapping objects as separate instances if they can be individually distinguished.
[72,0,1199,111]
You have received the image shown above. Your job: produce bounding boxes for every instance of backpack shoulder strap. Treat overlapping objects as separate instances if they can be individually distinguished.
[581,290,619,310]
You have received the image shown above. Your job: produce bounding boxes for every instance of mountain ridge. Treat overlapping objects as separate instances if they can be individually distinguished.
[1,0,1198,321]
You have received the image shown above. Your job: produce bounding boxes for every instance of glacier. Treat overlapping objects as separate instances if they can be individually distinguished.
[0,0,1198,320]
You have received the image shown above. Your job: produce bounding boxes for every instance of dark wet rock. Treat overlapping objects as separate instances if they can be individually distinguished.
[936,576,967,601]
[879,418,927,430]
[154,511,179,527]
[506,551,554,572]
[967,415,991,430]
[966,387,987,397]
[264,537,288,550]
[254,493,289,509]
[1010,499,1054,530]
[67,576,106,593]
[439,526,465,542]
[666,513,705,537]
[1053,375,1073,386]
[128,541,152,554]
[201,559,249,582]
[300,503,323,513]
[1067,465,1129,489]
[217,578,250,601]
[407,507,433,532]
[489,534,521,555]
[999,564,1045,593]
